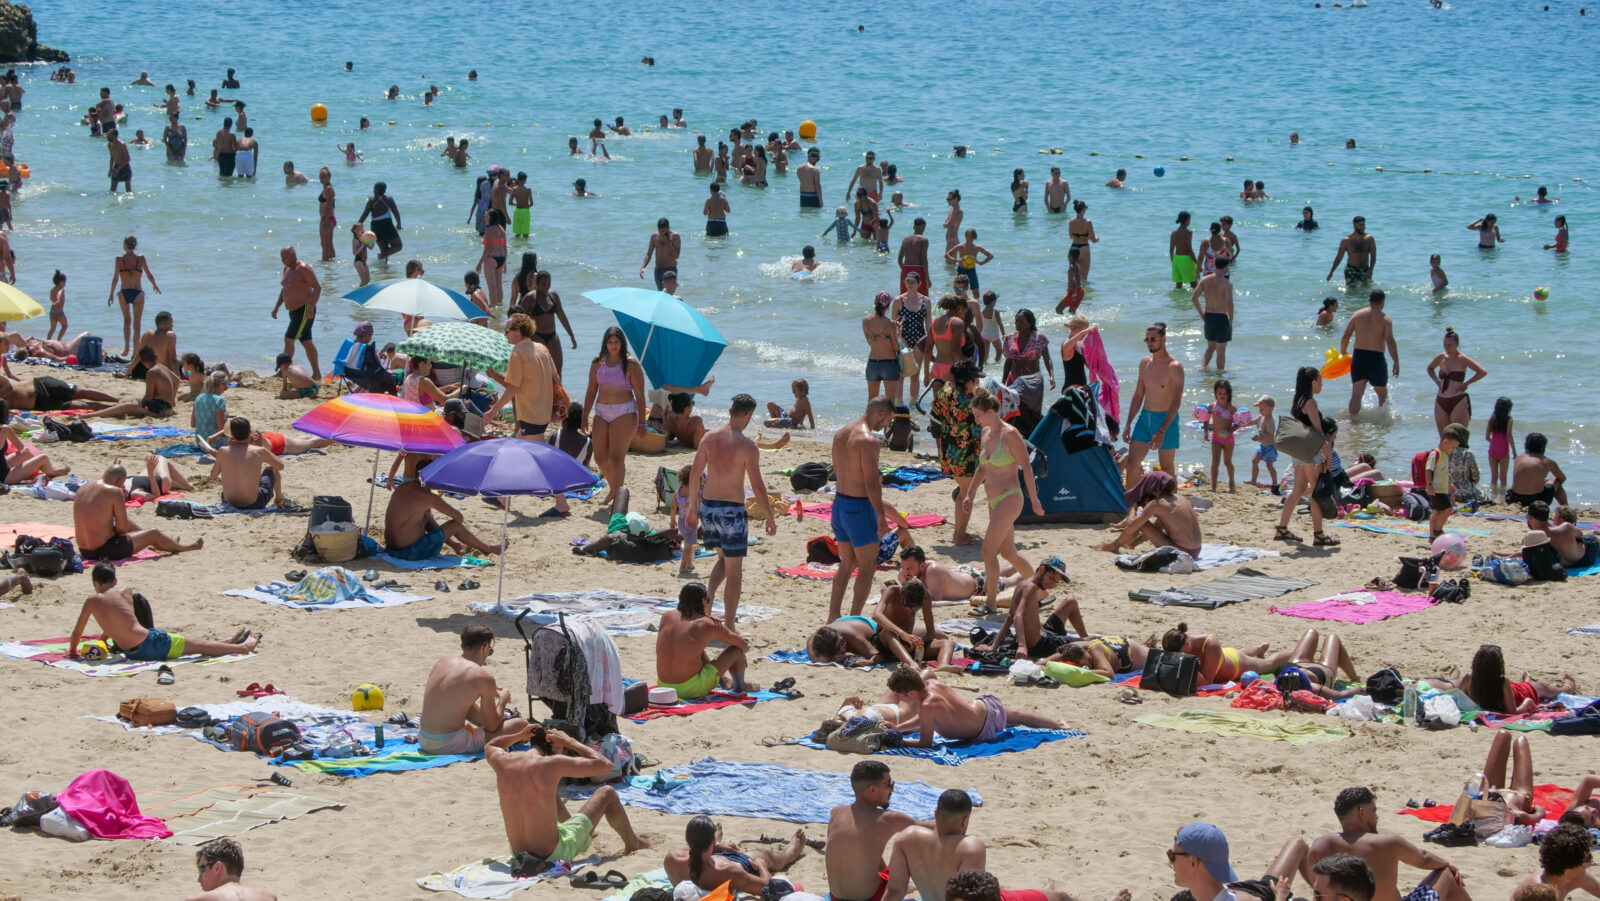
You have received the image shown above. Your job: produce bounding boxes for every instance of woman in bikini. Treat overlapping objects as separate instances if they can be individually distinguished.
[926,294,967,385]
[931,361,983,546]
[474,209,508,312]
[106,235,161,358]
[863,292,903,404]
[1068,200,1099,280]
[582,325,647,507]
[1049,635,1150,679]
[317,167,336,261]
[853,188,878,242]
[1468,213,1504,249]
[1010,168,1029,212]
[461,272,490,325]
[517,271,576,378]
[1160,622,1295,687]
[960,388,1044,611]
[889,279,929,409]
[1198,221,1226,280]
[1272,628,1362,700]
[943,190,964,261]
[1455,644,1575,715]
[1425,326,1487,435]
[1275,366,1340,547]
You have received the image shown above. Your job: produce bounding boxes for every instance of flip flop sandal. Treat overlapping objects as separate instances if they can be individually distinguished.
[229,627,252,645]
[772,677,796,693]
[1035,676,1062,689]
[260,684,284,696]
[569,871,603,889]
[1365,577,1395,591]
[237,681,265,697]
[284,570,307,581]
[156,665,175,685]
[458,579,480,590]
[269,772,292,787]
[602,871,629,888]
[777,688,805,699]
[805,838,826,852]
[433,580,451,593]
[386,711,413,726]
[1115,688,1144,705]
[538,508,570,518]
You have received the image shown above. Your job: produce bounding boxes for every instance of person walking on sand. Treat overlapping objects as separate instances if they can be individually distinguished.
[581,325,647,507]
[685,394,778,630]
[108,235,161,358]
[1275,366,1340,547]
[1326,215,1377,286]
[961,387,1044,612]
[270,246,322,379]
[485,314,569,516]
[1121,323,1184,487]
[829,397,894,623]
[1339,289,1398,415]
[639,217,681,290]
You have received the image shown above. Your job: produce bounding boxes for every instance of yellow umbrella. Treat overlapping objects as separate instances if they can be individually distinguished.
[0,282,46,321]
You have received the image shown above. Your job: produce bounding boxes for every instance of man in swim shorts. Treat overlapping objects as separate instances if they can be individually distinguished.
[486,723,650,866]
[976,556,1086,660]
[1508,432,1568,507]
[827,761,919,901]
[656,582,755,697]
[1306,786,1470,901]
[69,562,257,662]
[384,454,506,561]
[211,416,286,510]
[106,128,132,193]
[78,346,180,419]
[871,579,955,667]
[1122,322,1185,486]
[684,394,778,628]
[1171,211,1198,289]
[212,116,237,176]
[886,665,1066,746]
[830,397,894,621]
[1326,215,1377,286]
[1191,255,1234,369]
[0,374,117,411]
[703,182,730,237]
[510,171,533,238]
[798,148,823,208]
[271,245,322,379]
[1339,289,1398,415]
[419,623,529,755]
[897,218,931,295]
[638,217,681,290]
[73,464,204,561]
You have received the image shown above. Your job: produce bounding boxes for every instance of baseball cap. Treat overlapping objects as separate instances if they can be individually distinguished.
[1254,395,1275,407]
[624,512,651,536]
[1442,423,1469,447]
[1176,822,1237,883]
[1039,556,1069,581]
[442,397,468,417]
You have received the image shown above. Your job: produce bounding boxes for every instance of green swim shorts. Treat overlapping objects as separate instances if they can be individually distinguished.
[658,662,720,700]
[543,813,594,863]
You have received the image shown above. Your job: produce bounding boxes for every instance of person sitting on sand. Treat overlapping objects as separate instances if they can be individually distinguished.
[0,373,117,412]
[191,371,228,438]
[808,616,893,668]
[1526,501,1600,570]
[485,723,651,867]
[1168,823,1242,901]
[1097,471,1201,558]
[1305,786,1470,901]
[73,463,203,561]
[1046,636,1152,679]
[69,562,257,662]
[765,379,814,429]
[1,400,71,485]
[1159,622,1295,687]
[664,817,809,895]
[419,624,530,755]
[274,353,319,399]
[1269,628,1364,701]
[571,486,683,564]
[210,417,288,510]
[975,556,1086,660]
[665,392,706,448]
[897,545,1022,606]
[1457,643,1575,715]
[1517,824,1599,901]
[187,838,277,901]
[656,581,755,698]
[883,790,986,901]
[872,578,955,667]
[885,664,1067,746]
[827,761,924,901]
[79,346,178,419]
[383,454,505,561]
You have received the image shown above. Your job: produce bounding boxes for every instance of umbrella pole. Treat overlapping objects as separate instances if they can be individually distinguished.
[364,451,380,536]
[639,324,657,388]
[497,501,508,604]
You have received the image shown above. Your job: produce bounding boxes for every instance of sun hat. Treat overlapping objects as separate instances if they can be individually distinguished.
[1039,556,1070,581]
[1521,530,1551,549]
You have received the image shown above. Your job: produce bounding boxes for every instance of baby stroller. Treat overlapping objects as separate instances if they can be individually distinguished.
[513,610,618,743]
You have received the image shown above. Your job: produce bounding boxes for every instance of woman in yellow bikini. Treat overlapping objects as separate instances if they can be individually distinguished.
[959,388,1044,612]
[1160,622,1294,685]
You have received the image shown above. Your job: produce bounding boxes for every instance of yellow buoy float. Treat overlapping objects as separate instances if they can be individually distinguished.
[310,103,328,122]
[1321,347,1352,379]
[798,119,817,140]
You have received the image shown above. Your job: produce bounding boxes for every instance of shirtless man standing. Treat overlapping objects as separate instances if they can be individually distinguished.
[885,665,1067,747]
[798,148,823,209]
[69,562,249,665]
[1191,256,1235,369]
[898,219,932,296]
[212,117,238,177]
[655,582,753,698]
[92,87,116,136]
[186,838,276,901]
[685,394,778,628]
[271,245,322,379]
[73,464,202,561]
[693,135,714,173]
[830,398,893,622]
[107,128,132,193]
[80,346,179,419]
[1326,216,1377,286]
[486,723,650,867]
[884,790,985,901]
[1122,322,1185,486]
[846,151,884,202]
[976,557,1085,660]
[1170,211,1198,290]
[1043,167,1070,214]
[703,182,731,237]
[1305,787,1470,901]
[827,761,922,901]
[639,218,681,291]
[419,624,529,755]
[510,172,534,238]
[1338,289,1398,415]
[211,417,286,509]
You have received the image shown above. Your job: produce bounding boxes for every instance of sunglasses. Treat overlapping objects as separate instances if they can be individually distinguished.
[1166,850,1192,863]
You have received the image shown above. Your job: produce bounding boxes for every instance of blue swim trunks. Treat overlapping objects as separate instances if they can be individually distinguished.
[128,628,186,661]
[388,523,447,561]
[831,493,880,549]
[1131,409,1179,450]
[698,499,748,558]
[1255,444,1279,463]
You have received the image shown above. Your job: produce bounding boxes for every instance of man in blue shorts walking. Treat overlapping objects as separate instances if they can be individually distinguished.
[685,394,778,629]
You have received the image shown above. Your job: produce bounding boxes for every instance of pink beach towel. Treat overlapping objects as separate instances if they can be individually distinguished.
[1271,590,1437,625]
[57,769,172,839]
[2,522,164,565]
[790,502,945,529]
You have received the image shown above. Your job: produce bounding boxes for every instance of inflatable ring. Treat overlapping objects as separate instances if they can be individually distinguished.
[16,162,29,179]
[1321,354,1352,379]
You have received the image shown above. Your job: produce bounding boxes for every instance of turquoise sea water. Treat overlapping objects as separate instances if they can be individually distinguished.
[11,0,1599,498]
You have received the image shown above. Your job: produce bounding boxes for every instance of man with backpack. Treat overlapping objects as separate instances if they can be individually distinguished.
[68,562,259,662]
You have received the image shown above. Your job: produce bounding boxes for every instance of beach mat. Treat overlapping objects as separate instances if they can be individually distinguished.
[138,782,343,845]
[360,536,494,570]
[774,561,896,581]
[570,537,717,565]
[1331,518,1491,538]
[791,501,946,529]
[89,422,193,441]
[0,521,165,566]
[470,590,780,638]
[793,725,1085,766]
[1397,784,1573,824]
[625,689,789,723]
[1135,710,1349,745]
[766,648,889,669]
[223,582,431,611]
[567,756,981,824]
[418,856,593,899]
[1,634,251,677]
[1128,567,1318,609]
[1567,558,1600,579]
[1465,510,1599,530]
[1271,590,1437,624]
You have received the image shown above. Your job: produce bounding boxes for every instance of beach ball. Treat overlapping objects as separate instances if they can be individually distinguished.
[798,119,817,140]
[351,683,384,710]
[64,354,78,366]
[1431,533,1467,570]
[1240,671,1259,687]
[310,103,328,122]
[1533,286,1549,301]
[1153,166,1166,177]
[361,231,377,247]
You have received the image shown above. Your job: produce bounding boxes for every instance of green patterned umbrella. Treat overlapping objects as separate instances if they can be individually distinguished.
[394,321,511,371]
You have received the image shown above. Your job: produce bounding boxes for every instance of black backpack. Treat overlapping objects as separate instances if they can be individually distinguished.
[1394,553,1443,590]
[1141,649,1200,696]
[789,462,833,492]
[42,417,94,443]
[1365,668,1405,705]
[1522,542,1568,582]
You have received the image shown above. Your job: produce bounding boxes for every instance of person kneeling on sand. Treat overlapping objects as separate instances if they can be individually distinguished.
[69,562,258,662]
[664,816,809,895]
[884,664,1067,746]
[211,417,288,509]
[656,581,755,697]
[383,454,505,561]
[486,723,651,866]
[1097,471,1202,558]
[872,578,955,667]
[74,462,203,561]
[187,837,276,901]
[419,624,529,755]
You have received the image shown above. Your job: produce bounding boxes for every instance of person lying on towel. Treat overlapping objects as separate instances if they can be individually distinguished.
[69,562,259,662]
[808,616,894,668]
[884,664,1066,746]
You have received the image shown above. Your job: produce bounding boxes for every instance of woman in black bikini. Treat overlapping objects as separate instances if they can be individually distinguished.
[1426,327,1487,436]
[1010,168,1028,212]
[475,209,508,311]
[1068,200,1099,280]
[1274,628,1362,701]
[106,235,161,358]
[317,167,336,261]
[509,252,539,313]
[518,270,576,378]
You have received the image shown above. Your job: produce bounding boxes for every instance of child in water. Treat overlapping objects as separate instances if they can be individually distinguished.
[1429,254,1448,292]
[874,212,895,254]
[764,379,814,430]
[1544,215,1568,252]
[1485,396,1515,504]
[1057,246,1085,314]
[1250,395,1280,495]
[820,206,856,244]
[1204,379,1240,493]
[351,223,371,287]
[1316,297,1338,326]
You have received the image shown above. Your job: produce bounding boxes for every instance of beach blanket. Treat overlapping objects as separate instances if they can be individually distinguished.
[791,501,947,529]
[567,757,980,824]
[360,535,493,570]
[602,870,670,901]
[1567,558,1600,579]
[775,561,897,581]
[418,856,589,899]
[625,689,788,723]
[1,634,251,677]
[1331,519,1491,538]
[154,442,213,459]
[1465,510,1600,530]
[0,521,164,566]
[224,579,430,611]
[570,536,717,565]
[1135,711,1350,745]
[469,590,780,638]
[92,697,362,736]
[138,782,343,845]
[89,421,193,441]
[1568,623,1600,637]
[177,500,310,518]
[15,356,125,374]
[276,745,481,778]
[793,725,1084,766]
[1397,784,1573,824]
[1129,567,1318,609]
[881,465,950,489]
[767,648,890,669]
[1271,590,1437,624]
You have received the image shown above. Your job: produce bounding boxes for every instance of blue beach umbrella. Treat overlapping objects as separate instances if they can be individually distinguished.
[420,438,599,602]
[343,278,485,323]
[581,287,728,390]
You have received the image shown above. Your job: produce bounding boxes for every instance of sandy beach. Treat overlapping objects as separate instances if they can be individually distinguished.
[0,362,1594,901]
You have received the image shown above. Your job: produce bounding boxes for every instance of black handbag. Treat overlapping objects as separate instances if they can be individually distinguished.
[1141,649,1200,696]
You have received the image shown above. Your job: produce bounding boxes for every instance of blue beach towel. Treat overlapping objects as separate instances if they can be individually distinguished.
[766,648,890,669]
[568,757,980,824]
[881,466,950,490]
[89,422,193,441]
[359,535,493,570]
[793,725,1085,766]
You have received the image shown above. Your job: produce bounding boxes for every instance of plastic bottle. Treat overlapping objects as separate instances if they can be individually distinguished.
[1402,684,1419,723]
[1466,772,1484,800]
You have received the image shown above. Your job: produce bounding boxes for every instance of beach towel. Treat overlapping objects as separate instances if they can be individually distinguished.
[1465,510,1600,530]
[137,782,343,845]
[89,422,193,441]
[153,442,212,459]
[767,648,890,669]
[1271,590,1437,624]
[360,535,493,570]
[793,725,1085,766]
[1568,623,1600,637]
[791,501,946,529]
[469,590,779,638]
[625,689,789,723]
[56,769,172,840]
[418,856,589,899]
[602,870,670,901]
[1189,545,1282,570]
[1129,567,1318,609]
[224,576,430,611]
[1331,519,1491,538]
[0,521,164,566]
[181,500,310,518]
[92,696,362,736]
[276,745,481,778]
[1397,784,1573,824]
[1135,711,1350,745]
[570,536,717,565]
[1,634,251,677]
[880,466,950,489]
[775,561,896,581]
[567,757,980,824]
[1566,558,1600,579]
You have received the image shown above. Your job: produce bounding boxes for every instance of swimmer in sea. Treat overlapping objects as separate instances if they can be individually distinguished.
[1468,213,1504,249]
[588,118,606,154]
[1009,168,1028,212]
[607,116,631,136]
[1290,131,1300,144]
[283,161,308,186]
[1316,297,1338,326]
[1105,168,1127,189]
[890,191,907,210]
[1296,206,1318,231]
[1517,185,1559,204]
[572,178,599,197]
[1429,254,1448,291]
[1544,214,1568,251]
[791,245,820,274]
[1345,138,1356,148]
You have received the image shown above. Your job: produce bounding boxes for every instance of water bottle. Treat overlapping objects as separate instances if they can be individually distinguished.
[1402,685,1419,724]
[1466,772,1484,800]
[373,724,385,749]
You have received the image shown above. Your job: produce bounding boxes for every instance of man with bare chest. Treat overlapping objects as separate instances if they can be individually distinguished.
[1122,322,1185,485]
